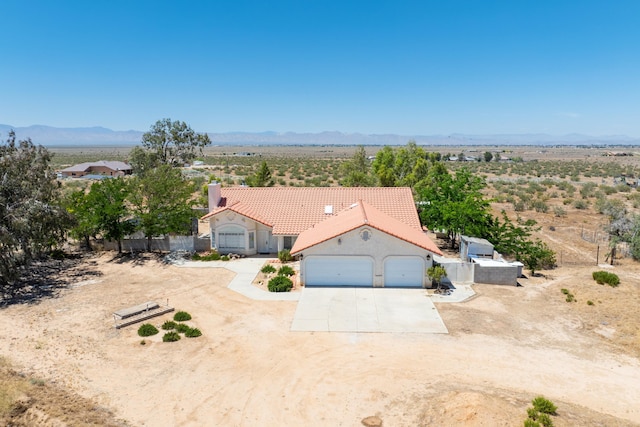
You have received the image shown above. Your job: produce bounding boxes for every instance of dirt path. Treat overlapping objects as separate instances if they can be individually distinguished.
[1,254,639,426]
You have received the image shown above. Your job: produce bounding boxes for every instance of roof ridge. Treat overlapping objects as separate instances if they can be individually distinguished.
[358,199,368,224]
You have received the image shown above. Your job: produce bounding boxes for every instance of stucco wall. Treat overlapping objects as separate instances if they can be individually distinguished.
[473,264,518,286]
[298,225,433,287]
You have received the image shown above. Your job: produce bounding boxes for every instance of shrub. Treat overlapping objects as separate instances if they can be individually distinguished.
[532,396,557,415]
[524,419,540,427]
[552,206,566,217]
[162,321,177,330]
[174,311,192,321]
[560,288,569,295]
[527,407,538,420]
[278,265,295,276]
[592,271,620,287]
[573,199,589,209]
[565,294,575,303]
[261,264,277,274]
[162,332,181,342]
[537,413,554,427]
[587,300,594,306]
[138,323,159,337]
[268,275,293,292]
[220,255,230,261]
[192,251,221,261]
[278,249,293,262]
[185,327,202,338]
[176,323,191,333]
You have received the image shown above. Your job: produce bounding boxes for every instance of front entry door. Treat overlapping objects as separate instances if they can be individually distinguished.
[258,230,271,254]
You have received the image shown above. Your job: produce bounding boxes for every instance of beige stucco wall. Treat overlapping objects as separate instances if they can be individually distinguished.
[297,225,434,287]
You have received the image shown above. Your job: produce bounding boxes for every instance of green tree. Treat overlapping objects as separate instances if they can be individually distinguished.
[418,168,492,247]
[520,239,556,276]
[65,189,96,250]
[128,146,160,176]
[427,265,447,287]
[484,151,493,162]
[371,146,397,186]
[0,131,71,286]
[340,145,374,187]
[246,161,274,187]
[85,178,134,253]
[140,118,211,167]
[129,165,195,251]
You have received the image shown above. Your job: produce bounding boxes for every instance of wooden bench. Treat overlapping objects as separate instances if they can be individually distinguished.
[113,301,174,329]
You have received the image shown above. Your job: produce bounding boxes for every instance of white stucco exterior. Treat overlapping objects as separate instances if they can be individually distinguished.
[296,225,435,288]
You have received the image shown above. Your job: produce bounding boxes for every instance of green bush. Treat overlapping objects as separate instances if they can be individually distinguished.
[138,323,159,337]
[192,251,221,261]
[176,323,191,333]
[261,264,277,274]
[587,300,594,306]
[592,271,620,287]
[537,413,553,427]
[524,419,540,427]
[532,396,557,415]
[268,275,293,292]
[220,255,230,261]
[278,249,293,262]
[277,265,295,276]
[162,321,177,330]
[174,311,192,321]
[185,327,202,338]
[560,288,569,295]
[162,332,181,342]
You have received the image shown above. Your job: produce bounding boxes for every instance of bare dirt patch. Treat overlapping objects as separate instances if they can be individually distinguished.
[1,251,639,426]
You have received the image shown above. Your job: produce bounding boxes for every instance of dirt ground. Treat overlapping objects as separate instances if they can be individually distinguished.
[0,249,639,427]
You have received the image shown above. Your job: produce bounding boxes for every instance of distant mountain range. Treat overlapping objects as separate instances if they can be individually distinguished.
[1,124,639,147]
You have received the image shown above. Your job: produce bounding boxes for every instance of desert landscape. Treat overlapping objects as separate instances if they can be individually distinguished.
[2,145,640,426]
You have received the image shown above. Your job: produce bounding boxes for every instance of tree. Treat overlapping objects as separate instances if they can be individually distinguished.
[340,145,375,187]
[520,239,556,276]
[85,178,134,253]
[246,161,274,187]
[129,165,195,251]
[128,146,160,176]
[1,131,71,286]
[484,151,493,162]
[140,118,211,167]
[371,146,397,186]
[418,168,492,247]
[427,265,447,288]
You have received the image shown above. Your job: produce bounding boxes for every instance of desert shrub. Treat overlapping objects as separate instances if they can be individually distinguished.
[552,206,566,217]
[138,324,159,337]
[192,251,220,261]
[532,396,557,415]
[185,327,202,338]
[565,294,575,302]
[560,288,569,295]
[220,255,230,261]
[278,249,293,262]
[174,311,192,321]
[268,275,293,292]
[573,199,589,209]
[592,271,620,287]
[537,413,553,427]
[278,265,295,276]
[162,321,177,330]
[532,200,548,213]
[562,197,573,205]
[524,418,540,427]
[587,300,594,305]
[162,332,181,342]
[261,264,277,274]
[175,323,191,333]
[526,407,538,420]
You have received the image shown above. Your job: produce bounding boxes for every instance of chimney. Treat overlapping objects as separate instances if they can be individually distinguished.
[208,181,222,212]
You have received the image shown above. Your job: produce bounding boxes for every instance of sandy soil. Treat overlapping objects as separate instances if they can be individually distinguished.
[1,251,639,426]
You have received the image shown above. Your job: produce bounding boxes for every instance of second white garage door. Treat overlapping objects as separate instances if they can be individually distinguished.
[384,256,425,287]
[304,256,374,287]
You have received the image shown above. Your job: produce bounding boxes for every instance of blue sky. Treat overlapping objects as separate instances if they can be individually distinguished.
[1,1,639,136]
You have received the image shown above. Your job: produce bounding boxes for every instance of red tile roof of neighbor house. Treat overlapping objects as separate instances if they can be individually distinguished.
[290,200,443,255]
[201,186,422,235]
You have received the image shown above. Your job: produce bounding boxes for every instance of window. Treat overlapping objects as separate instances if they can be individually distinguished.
[218,226,245,250]
[360,229,371,242]
[248,231,255,249]
[211,230,216,248]
[283,236,296,250]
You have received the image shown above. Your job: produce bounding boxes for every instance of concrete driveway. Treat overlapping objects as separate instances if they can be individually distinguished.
[291,287,448,333]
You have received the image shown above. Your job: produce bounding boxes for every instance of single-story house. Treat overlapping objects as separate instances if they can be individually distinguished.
[201,183,442,288]
[59,161,132,178]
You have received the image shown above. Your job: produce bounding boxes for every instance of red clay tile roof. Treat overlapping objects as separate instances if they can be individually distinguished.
[202,186,422,235]
[290,200,442,255]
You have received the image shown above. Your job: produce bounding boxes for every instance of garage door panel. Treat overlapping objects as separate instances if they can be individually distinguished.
[384,256,424,287]
[305,256,373,287]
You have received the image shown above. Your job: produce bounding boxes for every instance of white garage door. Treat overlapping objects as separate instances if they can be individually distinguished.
[304,256,374,287]
[384,256,425,287]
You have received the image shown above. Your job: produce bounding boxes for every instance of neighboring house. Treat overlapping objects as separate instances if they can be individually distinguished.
[59,161,132,178]
[201,183,442,288]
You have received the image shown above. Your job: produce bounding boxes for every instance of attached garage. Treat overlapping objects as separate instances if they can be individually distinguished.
[384,256,425,287]
[304,256,374,287]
